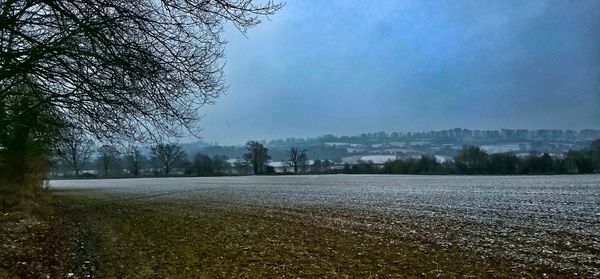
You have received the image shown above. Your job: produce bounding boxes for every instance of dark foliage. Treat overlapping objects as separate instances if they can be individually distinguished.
[375,143,600,175]
[192,153,215,176]
[454,146,489,174]
[243,141,270,174]
[0,86,61,209]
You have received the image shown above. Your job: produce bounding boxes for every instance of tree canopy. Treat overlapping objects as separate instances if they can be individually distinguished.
[243,140,270,174]
[150,143,186,176]
[0,0,282,142]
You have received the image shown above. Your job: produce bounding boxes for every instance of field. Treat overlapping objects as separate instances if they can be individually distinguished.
[12,175,600,277]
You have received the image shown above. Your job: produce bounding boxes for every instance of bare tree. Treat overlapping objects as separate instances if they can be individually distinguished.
[124,145,145,176]
[97,144,119,177]
[288,147,307,174]
[150,143,186,176]
[0,0,282,142]
[243,141,270,174]
[56,129,95,177]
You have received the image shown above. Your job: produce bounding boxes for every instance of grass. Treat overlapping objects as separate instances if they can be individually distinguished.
[54,195,519,278]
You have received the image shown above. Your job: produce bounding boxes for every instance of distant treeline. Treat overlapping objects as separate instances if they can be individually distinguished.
[267,129,600,146]
[180,129,598,163]
[51,139,600,178]
[51,143,234,178]
[343,140,600,175]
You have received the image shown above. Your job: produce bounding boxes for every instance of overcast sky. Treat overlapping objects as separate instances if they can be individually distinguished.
[195,0,599,145]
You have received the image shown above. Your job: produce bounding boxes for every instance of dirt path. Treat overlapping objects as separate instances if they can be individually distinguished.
[59,202,99,278]
[0,203,100,278]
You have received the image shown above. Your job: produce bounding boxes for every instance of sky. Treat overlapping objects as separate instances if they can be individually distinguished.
[195,0,600,145]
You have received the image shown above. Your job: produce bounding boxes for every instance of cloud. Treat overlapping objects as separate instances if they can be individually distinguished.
[196,0,600,144]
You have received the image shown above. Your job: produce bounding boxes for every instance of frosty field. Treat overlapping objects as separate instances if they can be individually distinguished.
[49,175,600,277]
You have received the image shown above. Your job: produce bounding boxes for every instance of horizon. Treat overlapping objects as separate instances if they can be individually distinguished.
[185,127,600,146]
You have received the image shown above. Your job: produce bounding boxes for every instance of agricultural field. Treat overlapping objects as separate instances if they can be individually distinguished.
[29,175,600,277]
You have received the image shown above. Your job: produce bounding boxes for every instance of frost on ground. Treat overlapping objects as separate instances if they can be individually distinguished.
[0,211,68,278]
[51,174,600,277]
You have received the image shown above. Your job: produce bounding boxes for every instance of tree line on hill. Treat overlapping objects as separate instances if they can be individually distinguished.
[51,135,600,178]
[267,129,600,147]
[344,140,600,175]
[187,129,599,164]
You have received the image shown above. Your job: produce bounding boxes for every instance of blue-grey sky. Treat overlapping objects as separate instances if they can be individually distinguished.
[197,0,599,145]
